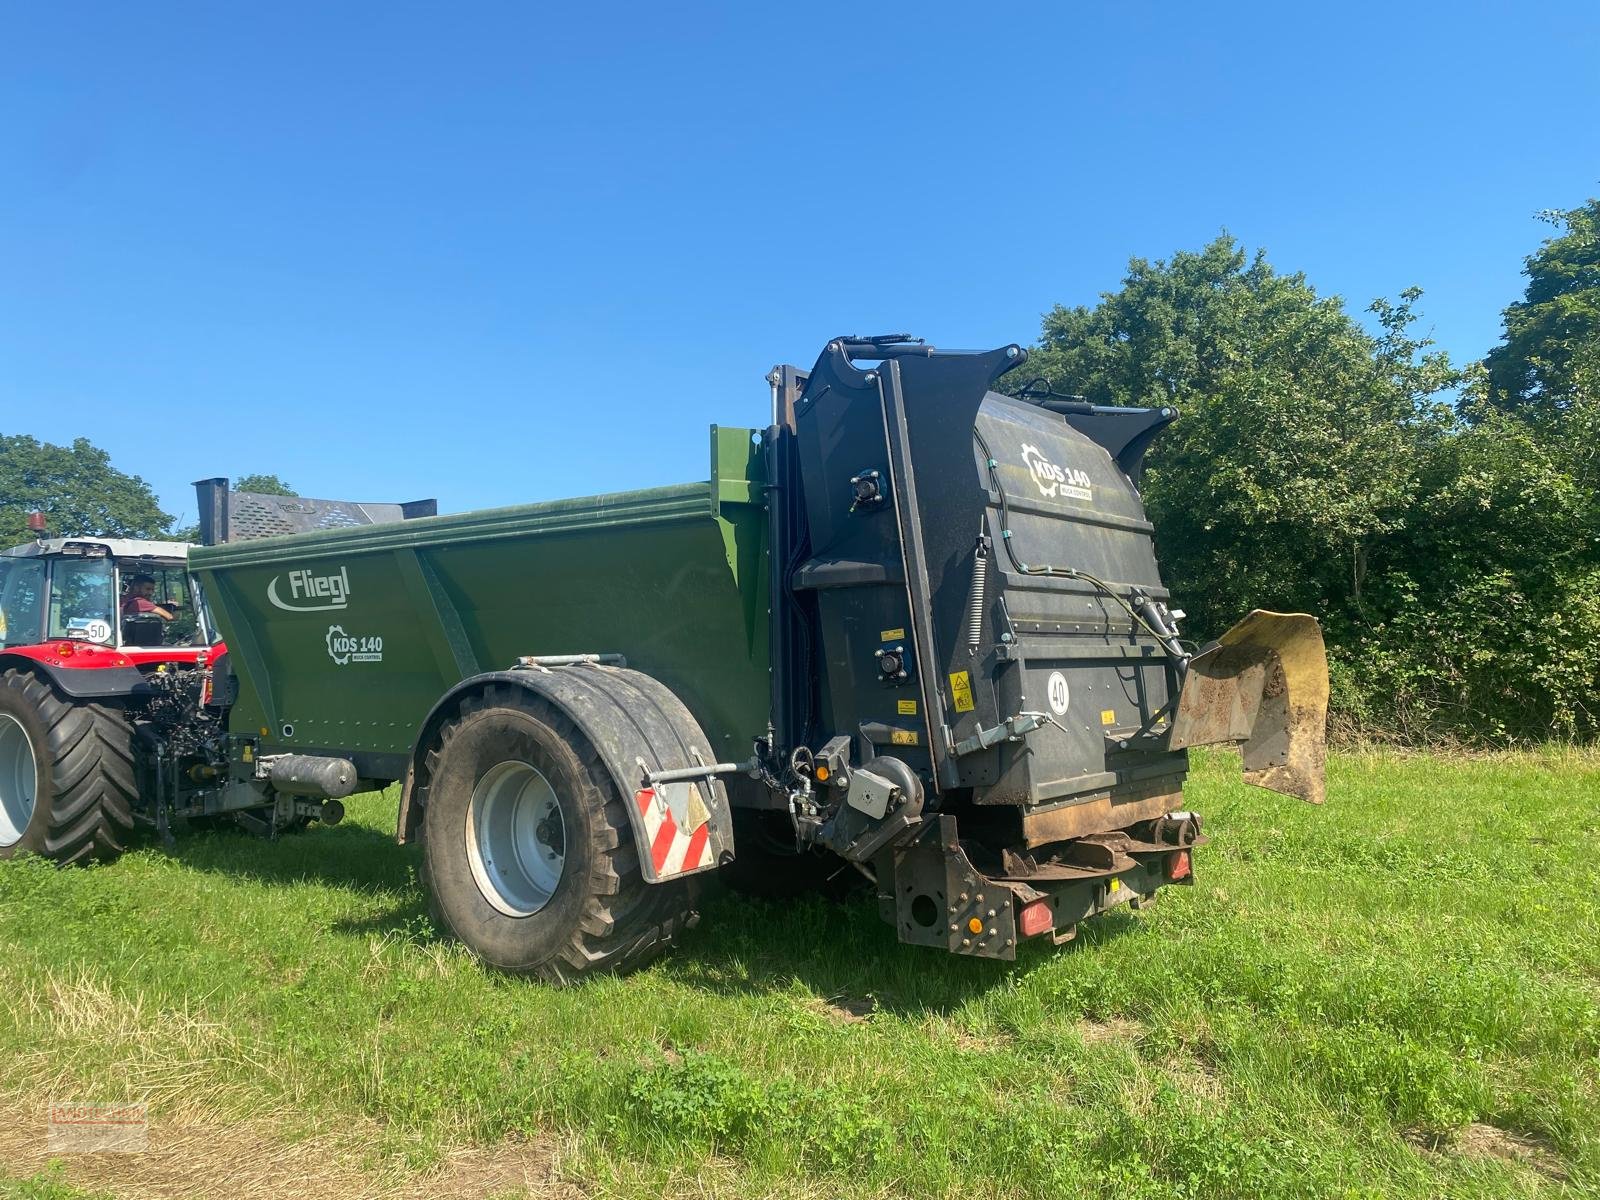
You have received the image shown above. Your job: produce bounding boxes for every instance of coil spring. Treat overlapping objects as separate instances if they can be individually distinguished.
[965,545,988,647]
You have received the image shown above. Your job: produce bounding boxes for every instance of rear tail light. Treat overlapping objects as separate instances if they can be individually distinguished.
[1167,849,1192,881]
[1018,898,1054,938]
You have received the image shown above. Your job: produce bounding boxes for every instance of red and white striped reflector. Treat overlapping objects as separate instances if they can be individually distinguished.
[633,786,713,878]
[1018,898,1054,938]
[1168,848,1192,881]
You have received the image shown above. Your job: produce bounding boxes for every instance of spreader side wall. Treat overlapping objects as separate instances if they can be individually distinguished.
[191,430,770,776]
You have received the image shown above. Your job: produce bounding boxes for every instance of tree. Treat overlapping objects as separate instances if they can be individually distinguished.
[0,434,173,547]
[1484,197,1600,415]
[234,473,296,496]
[1012,228,1600,741]
[1341,373,1600,740]
[1008,235,1459,638]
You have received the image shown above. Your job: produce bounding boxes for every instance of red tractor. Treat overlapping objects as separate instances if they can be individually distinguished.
[1,484,437,865]
[0,520,215,863]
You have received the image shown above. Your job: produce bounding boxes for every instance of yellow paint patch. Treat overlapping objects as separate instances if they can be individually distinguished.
[890,729,919,746]
[949,670,975,713]
[880,627,906,642]
[1100,709,1117,726]
[683,784,710,831]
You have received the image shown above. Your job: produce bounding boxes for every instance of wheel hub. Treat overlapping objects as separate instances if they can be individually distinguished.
[465,760,566,917]
[0,713,39,848]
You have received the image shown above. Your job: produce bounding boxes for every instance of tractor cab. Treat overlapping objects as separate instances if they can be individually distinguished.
[0,537,214,665]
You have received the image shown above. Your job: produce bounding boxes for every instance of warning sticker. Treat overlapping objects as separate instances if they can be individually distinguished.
[890,729,919,746]
[1101,709,1117,726]
[880,627,906,642]
[897,699,918,715]
[948,670,975,713]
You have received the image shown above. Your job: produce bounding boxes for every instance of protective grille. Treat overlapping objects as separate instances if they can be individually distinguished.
[192,478,437,545]
[201,489,436,544]
[226,493,396,539]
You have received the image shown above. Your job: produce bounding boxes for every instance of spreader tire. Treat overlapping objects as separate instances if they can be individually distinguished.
[0,669,136,865]
[419,685,693,982]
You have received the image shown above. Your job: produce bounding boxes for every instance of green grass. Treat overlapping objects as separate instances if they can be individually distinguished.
[0,1164,113,1200]
[2,748,1598,1198]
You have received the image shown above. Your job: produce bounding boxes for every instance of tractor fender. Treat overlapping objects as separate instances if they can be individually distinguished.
[0,652,149,701]
[397,665,735,883]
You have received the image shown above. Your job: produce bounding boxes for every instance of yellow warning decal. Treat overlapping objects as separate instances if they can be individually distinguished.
[949,670,975,713]
[880,627,906,642]
[897,699,918,715]
[890,729,919,745]
[1100,709,1117,726]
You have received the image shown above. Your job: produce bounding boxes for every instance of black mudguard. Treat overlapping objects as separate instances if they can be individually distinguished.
[0,655,149,701]
[397,664,735,882]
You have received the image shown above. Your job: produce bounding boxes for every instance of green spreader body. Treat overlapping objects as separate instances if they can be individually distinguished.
[183,337,1327,962]
[190,427,770,777]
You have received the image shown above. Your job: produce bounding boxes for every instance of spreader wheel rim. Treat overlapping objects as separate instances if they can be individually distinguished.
[465,759,567,917]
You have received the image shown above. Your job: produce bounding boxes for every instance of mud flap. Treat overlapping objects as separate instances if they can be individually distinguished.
[1166,610,1329,804]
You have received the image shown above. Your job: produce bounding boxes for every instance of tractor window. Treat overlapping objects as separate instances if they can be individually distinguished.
[117,562,204,647]
[0,557,46,648]
[48,557,116,644]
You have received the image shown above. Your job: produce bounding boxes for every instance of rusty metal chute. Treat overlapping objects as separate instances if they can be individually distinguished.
[1166,610,1329,804]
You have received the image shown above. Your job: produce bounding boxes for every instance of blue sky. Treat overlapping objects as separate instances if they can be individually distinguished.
[3,2,1597,528]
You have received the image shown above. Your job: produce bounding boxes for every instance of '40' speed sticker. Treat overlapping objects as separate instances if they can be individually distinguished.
[1046,671,1071,716]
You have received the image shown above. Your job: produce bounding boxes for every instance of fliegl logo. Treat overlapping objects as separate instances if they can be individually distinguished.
[267,565,351,612]
[1020,444,1093,502]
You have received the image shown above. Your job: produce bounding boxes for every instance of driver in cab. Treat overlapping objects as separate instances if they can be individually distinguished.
[121,574,177,622]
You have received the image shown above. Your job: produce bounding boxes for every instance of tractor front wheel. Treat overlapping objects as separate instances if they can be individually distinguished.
[0,669,137,865]
[419,686,693,982]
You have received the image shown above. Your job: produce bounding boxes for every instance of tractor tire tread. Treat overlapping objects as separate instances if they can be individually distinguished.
[0,668,137,865]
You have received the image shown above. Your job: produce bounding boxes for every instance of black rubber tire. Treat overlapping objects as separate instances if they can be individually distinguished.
[419,685,693,982]
[0,669,136,865]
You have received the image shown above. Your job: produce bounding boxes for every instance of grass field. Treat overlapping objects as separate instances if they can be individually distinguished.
[1,748,1597,1199]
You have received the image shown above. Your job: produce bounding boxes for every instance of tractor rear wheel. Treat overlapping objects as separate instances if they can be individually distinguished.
[419,686,693,982]
[0,669,137,865]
